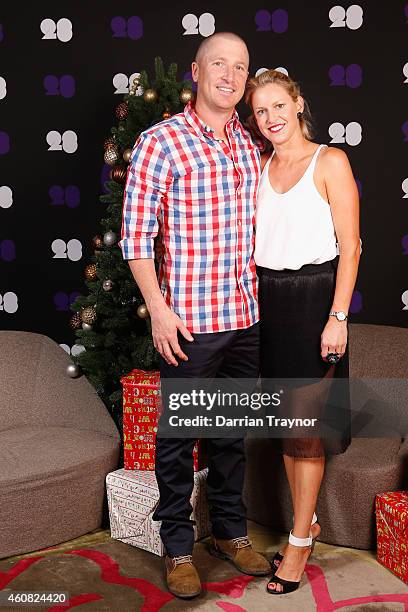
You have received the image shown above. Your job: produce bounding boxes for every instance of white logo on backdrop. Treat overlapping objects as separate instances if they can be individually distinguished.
[51,239,83,261]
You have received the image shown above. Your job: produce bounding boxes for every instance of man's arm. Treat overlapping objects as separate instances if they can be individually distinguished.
[119,133,193,366]
[128,259,193,366]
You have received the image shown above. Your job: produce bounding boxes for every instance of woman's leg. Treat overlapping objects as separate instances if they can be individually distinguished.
[268,456,324,593]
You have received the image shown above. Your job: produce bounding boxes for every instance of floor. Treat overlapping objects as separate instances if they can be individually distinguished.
[2,522,408,611]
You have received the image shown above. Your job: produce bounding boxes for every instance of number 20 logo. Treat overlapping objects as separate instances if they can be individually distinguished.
[182,13,215,37]
[328,122,362,146]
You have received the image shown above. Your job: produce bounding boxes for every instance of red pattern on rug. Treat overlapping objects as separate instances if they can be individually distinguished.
[66,550,174,612]
[0,557,44,589]
[49,594,103,610]
[306,564,408,611]
[1,550,408,611]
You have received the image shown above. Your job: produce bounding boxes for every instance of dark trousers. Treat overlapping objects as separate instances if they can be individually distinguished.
[152,322,260,556]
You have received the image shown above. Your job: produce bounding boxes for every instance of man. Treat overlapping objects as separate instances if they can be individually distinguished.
[119,32,270,599]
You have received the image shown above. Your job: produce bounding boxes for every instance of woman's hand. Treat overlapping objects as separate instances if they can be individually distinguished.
[321,318,348,361]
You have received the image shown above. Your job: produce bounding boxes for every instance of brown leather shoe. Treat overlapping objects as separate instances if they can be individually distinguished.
[164,555,201,599]
[210,536,271,576]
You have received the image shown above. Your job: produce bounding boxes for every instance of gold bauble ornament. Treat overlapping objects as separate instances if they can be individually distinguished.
[137,304,149,319]
[69,313,82,330]
[115,102,129,120]
[104,147,119,166]
[123,148,132,163]
[143,88,157,103]
[110,165,127,184]
[162,110,171,119]
[179,88,193,104]
[103,137,116,150]
[80,305,97,325]
[84,263,97,281]
[92,235,103,249]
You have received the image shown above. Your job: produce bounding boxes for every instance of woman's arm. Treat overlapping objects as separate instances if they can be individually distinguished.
[320,147,361,359]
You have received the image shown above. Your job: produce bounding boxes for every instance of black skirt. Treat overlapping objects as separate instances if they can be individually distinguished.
[258,257,350,458]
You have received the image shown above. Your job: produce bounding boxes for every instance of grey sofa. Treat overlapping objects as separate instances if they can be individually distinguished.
[0,331,121,559]
[244,323,408,550]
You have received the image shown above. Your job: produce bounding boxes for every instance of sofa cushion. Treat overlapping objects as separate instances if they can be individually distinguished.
[0,426,119,484]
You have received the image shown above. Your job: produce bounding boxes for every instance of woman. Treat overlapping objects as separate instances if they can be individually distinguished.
[245,70,360,595]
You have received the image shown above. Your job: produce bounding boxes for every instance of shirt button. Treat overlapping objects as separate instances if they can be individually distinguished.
[238,250,242,255]
[238,220,242,226]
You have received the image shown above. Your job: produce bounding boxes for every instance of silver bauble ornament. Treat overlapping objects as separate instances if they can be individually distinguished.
[137,303,149,318]
[82,322,92,331]
[67,363,80,378]
[103,279,114,291]
[103,147,119,166]
[103,230,117,246]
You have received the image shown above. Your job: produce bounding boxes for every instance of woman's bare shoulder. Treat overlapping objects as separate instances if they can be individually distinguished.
[320,145,350,168]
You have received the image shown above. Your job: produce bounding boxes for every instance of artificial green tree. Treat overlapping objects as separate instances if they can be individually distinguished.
[69,58,193,430]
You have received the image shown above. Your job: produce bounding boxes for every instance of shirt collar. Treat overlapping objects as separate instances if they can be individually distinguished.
[183,101,241,138]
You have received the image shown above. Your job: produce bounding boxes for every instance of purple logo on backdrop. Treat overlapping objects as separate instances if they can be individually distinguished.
[405,4,408,21]
[0,131,10,154]
[183,71,197,92]
[0,240,15,261]
[44,75,75,98]
[329,64,362,88]
[255,9,288,33]
[350,290,362,314]
[0,23,4,42]
[111,16,143,40]
[402,235,408,254]
[101,164,112,193]
[49,185,80,208]
[53,291,82,312]
[355,179,362,199]
[402,121,408,141]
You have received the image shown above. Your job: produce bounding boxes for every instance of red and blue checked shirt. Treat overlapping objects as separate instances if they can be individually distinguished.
[119,101,260,334]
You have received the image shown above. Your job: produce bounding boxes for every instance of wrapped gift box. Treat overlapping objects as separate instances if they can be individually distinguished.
[107,467,210,556]
[121,369,199,470]
[376,491,408,584]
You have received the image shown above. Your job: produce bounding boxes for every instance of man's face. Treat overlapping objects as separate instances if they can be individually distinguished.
[191,37,249,113]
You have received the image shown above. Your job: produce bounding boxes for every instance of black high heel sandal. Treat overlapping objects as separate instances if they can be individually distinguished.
[270,513,319,576]
[267,530,313,595]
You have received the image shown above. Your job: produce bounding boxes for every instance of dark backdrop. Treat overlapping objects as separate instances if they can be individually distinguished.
[1,1,407,355]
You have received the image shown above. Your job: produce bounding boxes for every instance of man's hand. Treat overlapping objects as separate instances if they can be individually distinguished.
[150,303,194,366]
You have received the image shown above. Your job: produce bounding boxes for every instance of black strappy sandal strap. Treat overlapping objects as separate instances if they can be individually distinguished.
[270,551,283,575]
[267,574,300,595]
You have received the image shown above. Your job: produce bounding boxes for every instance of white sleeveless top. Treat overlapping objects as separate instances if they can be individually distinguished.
[255,144,338,271]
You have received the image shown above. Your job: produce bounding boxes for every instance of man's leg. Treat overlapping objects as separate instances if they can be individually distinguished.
[153,331,227,555]
[206,323,270,575]
[206,322,260,540]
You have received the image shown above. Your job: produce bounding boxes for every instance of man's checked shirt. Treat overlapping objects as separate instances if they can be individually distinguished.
[119,101,260,334]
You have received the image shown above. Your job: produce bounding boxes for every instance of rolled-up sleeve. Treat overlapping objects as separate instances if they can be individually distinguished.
[119,132,172,260]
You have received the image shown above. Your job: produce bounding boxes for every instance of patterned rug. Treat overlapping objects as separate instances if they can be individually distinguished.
[1,529,408,612]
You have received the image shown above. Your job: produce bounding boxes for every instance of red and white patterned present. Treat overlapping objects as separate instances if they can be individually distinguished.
[106,468,210,556]
[376,491,408,584]
[121,369,199,470]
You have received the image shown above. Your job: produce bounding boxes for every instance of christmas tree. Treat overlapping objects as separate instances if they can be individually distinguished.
[68,58,193,433]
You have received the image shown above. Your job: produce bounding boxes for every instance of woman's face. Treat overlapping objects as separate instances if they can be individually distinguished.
[251,82,303,146]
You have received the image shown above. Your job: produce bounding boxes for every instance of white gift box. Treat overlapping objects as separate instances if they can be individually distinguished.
[106,467,210,556]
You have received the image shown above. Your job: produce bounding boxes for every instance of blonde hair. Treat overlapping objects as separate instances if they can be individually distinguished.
[245,69,314,149]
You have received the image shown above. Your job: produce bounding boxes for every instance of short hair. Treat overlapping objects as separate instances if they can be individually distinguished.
[195,32,249,65]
